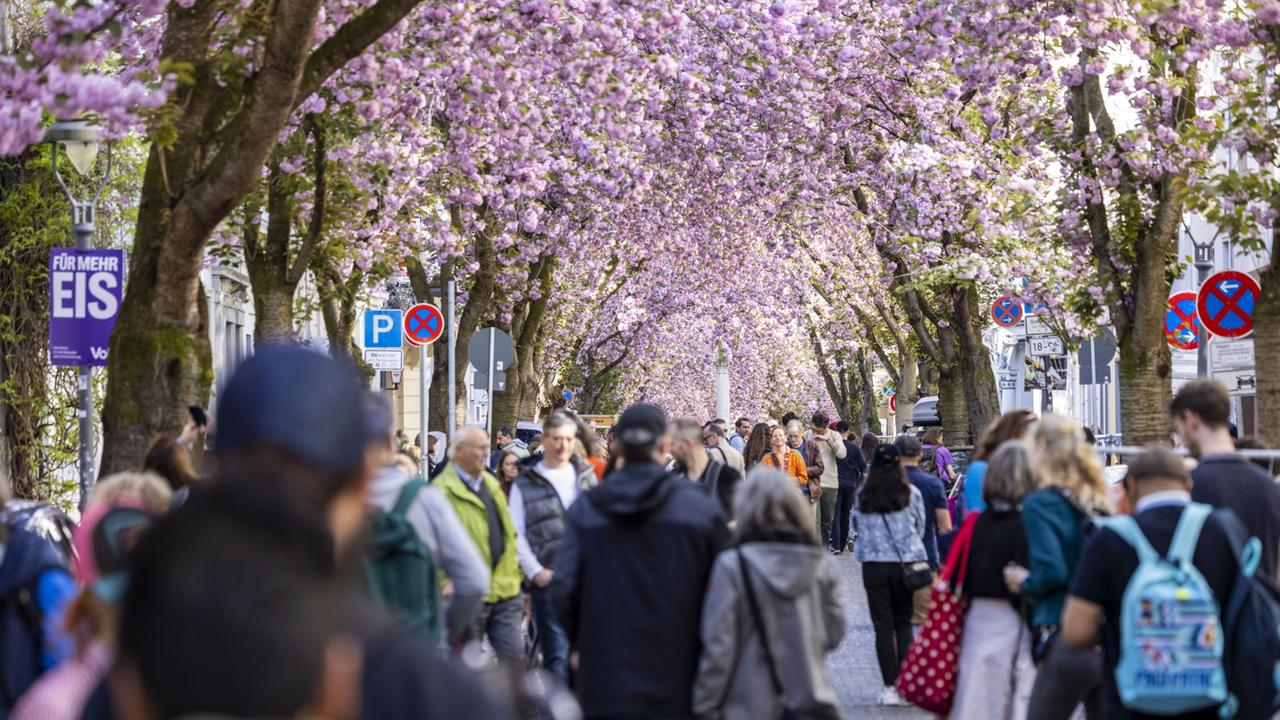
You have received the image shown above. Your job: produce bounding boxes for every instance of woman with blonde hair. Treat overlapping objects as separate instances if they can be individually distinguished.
[1003,414,1108,720]
[693,467,844,719]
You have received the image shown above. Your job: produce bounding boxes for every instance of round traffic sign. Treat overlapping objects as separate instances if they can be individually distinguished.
[1196,271,1260,340]
[1164,291,1200,351]
[403,303,445,346]
[889,395,897,413]
[991,298,1024,328]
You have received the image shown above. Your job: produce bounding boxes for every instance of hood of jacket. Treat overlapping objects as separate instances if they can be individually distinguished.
[739,542,826,600]
[586,461,676,523]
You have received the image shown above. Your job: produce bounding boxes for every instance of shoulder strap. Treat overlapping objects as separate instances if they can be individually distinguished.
[1167,503,1212,567]
[880,514,906,563]
[1098,515,1159,564]
[391,478,427,518]
[736,549,785,698]
[1215,508,1262,579]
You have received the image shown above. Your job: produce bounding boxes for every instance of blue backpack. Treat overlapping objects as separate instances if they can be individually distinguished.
[1103,503,1229,715]
[0,528,69,718]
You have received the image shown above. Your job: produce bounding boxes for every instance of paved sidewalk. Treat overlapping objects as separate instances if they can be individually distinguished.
[826,553,929,718]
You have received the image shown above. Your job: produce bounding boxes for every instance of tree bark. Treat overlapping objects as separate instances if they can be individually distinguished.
[1256,216,1280,445]
[953,285,999,442]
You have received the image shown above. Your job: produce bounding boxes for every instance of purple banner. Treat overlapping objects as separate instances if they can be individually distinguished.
[48,248,124,366]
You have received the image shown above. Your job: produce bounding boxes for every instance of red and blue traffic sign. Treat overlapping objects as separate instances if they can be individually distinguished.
[1164,291,1199,351]
[1196,270,1259,340]
[403,303,444,346]
[990,298,1024,328]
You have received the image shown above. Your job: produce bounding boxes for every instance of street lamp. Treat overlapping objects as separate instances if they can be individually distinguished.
[1184,222,1219,380]
[44,118,114,509]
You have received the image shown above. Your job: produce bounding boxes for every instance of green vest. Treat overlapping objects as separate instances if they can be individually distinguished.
[435,463,523,603]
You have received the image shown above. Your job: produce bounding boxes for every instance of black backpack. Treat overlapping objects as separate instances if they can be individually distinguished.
[1220,516,1280,718]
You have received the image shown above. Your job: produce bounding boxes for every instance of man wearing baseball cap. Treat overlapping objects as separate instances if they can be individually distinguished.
[552,403,730,719]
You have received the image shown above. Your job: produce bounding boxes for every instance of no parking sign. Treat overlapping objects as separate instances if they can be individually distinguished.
[1164,292,1199,350]
[1197,271,1259,340]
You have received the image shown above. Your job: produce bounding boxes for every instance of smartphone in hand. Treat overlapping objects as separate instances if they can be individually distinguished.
[188,404,208,427]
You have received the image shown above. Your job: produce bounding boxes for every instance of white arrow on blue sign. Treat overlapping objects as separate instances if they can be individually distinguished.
[364,310,403,349]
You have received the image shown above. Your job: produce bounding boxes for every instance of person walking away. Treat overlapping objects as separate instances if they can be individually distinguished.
[729,418,752,453]
[787,420,824,525]
[852,444,927,707]
[507,412,597,683]
[808,412,847,551]
[743,422,773,472]
[1062,447,1244,719]
[12,475,168,720]
[860,432,879,467]
[436,426,525,664]
[495,450,522,497]
[1005,414,1109,720]
[922,427,959,512]
[832,421,867,555]
[763,426,811,499]
[704,423,745,475]
[363,393,490,648]
[670,418,743,520]
[896,435,952,627]
[693,468,845,719]
[1171,380,1280,578]
[552,404,730,719]
[962,410,1036,514]
[950,443,1037,720]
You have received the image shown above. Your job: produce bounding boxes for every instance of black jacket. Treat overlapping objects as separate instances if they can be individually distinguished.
[551,460,731,718]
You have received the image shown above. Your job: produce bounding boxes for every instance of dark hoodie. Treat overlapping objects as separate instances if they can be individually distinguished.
[551,460,730,718]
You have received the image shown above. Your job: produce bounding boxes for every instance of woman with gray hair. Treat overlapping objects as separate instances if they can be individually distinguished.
[949,441,1037,719]
[693,467,845,720]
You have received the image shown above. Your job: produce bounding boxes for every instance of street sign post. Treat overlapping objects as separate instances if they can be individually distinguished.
[1027,335,1065,357]
[363,309,403,349]
[49,248,124,366]
[1164,292,1200,351]
[991,298,1023,329]
[1197,270,1260,340]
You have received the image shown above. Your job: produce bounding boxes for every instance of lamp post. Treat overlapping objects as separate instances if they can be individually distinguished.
[1185,223,1218,380]
[45,119,113,509]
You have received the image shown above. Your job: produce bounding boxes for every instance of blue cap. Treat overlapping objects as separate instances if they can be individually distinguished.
[216,347,370,475]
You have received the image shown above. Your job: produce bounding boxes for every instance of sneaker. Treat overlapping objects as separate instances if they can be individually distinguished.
[878,687,903,706]
[829,547,841,556]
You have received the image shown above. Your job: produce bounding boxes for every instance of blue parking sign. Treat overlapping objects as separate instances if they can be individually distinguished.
[364,310,403,348]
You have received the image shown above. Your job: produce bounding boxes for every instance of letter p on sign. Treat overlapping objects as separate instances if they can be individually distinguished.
[364,310,404,349]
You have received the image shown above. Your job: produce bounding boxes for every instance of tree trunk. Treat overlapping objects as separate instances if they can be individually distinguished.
[953,285,999,443]
[937,365,969,444]
[1255,218,1280,446]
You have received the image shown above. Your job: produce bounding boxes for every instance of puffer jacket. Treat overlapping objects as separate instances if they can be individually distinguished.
[693,541,845,720]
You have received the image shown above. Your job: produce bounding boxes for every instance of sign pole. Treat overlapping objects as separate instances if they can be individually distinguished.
[447,280,456,439]
[420,343,429,478]
[1193,243,1214,379]
[486,328,495,439]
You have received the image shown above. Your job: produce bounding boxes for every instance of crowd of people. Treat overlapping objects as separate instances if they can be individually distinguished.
[1,346,1280,720]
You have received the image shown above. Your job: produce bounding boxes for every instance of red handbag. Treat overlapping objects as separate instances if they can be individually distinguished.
[895,513,978,714]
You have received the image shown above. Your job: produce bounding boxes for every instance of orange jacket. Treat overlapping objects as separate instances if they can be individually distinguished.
[761,449,809,489]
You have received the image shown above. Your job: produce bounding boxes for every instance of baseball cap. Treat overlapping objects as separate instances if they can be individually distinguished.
[894,435,923,458]
[871,443,901,469]
[613,403,667,449]
[216,347,369,475]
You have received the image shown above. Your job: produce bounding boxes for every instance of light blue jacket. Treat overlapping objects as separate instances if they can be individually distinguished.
[963,460,988,513]
[853,485,927,563]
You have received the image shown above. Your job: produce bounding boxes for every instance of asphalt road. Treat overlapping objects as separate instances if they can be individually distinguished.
[826,552,930,718]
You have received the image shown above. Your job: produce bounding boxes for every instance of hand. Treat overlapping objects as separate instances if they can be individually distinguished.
[1003,564,1030,594]
[179,420,200,447]
[441,580,455,601]
[532,569,554,588]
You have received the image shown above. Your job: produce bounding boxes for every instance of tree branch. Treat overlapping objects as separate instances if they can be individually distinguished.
[296,0,427,106]
[288,114,326,284]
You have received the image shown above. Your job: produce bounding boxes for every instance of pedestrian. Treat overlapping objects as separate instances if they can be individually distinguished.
[949,442,1037,720]
[141,435,198,492]
[921,426,958,495]
[895,434,952,626]
[11,474,168,720]
[363,392,489,647]
[670,418,743,519]
[552,404,730,719]
[495,449,523,497]
[831,421,867,554]
[743,422,773,472]
[852,444,927,707]
[729,417,752,452]
[787,420,824,525]
[693,467,845,720]
[507,412,597,683]
[489,426,530,471]
[1061,446,1245,720]
[192,345,501,712]
[762,425,810,496]
[704,422,746,474]
[961,410,1036,514]
[435,426,525,664]
[808,412,847,550]
[528,432,544,458]
[860,432,879,466]
[0,473,77,720]
[1005,413,1109,720]
[1171,379,1280,578]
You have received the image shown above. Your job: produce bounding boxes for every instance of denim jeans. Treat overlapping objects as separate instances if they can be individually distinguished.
[531,585,571,683]
[862,561,914,686]
[473,596,524,662]
[832,485,857,550]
